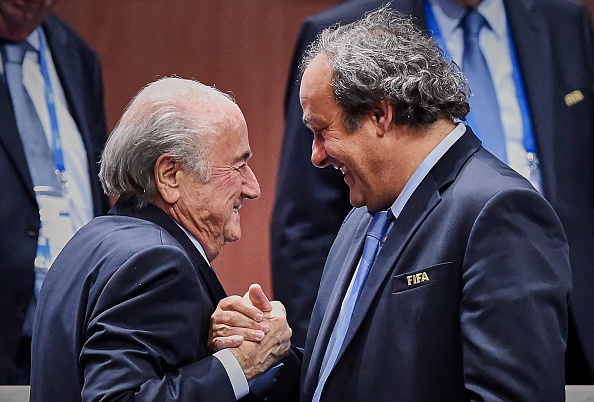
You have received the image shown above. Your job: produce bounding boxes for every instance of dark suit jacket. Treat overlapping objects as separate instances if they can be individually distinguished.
[300,128,571,401]
[30,199,241,400]
[0,13,109,383]
[270,0,594,380]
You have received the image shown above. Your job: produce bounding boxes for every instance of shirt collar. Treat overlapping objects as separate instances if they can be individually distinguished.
[25,27,42,53]
[175,221,211,266]
[428,0,507,41]
[387,123,466,219]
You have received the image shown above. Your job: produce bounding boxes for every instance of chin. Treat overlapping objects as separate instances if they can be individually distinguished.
[223,227,242,244]
[349,197,364,209]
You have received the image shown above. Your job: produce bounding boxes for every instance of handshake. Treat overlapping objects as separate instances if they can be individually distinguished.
[209,284,293,381]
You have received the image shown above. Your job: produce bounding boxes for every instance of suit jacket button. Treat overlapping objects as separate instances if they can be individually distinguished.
[26,224,39,238]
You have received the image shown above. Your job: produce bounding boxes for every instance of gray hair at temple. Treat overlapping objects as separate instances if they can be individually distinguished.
[99,77,234,207]
[301,5,470,131]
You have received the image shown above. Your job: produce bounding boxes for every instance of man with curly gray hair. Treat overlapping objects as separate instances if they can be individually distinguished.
[295,6,570,401]
[272,0,594,385]
[213,7,571,401]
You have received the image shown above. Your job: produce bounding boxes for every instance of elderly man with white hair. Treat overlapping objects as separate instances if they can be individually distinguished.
[30,77,294,401]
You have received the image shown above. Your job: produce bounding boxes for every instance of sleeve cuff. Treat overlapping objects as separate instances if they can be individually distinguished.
[214,349,249,399]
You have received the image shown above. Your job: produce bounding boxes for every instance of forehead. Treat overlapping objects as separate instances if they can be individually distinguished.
[300,55,341,126]
[208,100,251,159]
[300,55,334,102]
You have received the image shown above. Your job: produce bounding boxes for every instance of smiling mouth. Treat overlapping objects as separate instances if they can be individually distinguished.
[333,164,346,175]
[233,203,242,213]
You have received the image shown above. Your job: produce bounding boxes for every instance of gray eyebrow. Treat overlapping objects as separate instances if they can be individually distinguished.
[233,151,252,165]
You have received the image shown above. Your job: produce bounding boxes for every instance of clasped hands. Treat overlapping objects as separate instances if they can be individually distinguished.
[209,284,292,381]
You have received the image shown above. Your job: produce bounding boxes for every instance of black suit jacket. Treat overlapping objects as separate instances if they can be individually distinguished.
[270,0,594,380]
[30,199,241,400]
[0,13,109,383]
[300,128,571,401]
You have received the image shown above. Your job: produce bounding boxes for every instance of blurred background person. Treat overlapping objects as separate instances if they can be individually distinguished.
[270,0,594,384]
[0,0,108,384]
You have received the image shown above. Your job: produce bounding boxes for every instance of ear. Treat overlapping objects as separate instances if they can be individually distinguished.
[371,100,393,137]
[154,154,181,204]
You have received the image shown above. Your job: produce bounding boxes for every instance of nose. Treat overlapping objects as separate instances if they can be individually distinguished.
[311,133,330,168]
[242,165,261,200]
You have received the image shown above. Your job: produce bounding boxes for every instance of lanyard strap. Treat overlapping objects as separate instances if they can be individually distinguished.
[506,26,536,153]
[37,27,66,174]
[423,0,536,153]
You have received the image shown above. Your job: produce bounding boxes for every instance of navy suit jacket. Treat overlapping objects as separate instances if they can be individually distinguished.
[300,128,571,401]
[31,199,244,400]
[0,13,109,383]
[270,0,594,379]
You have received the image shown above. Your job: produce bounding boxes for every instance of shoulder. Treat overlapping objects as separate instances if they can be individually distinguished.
[76,217,200,306]
[451,150,564,235]
[67,215,194,277]
[431,148,564,233]
[42,13,101,62]
[452,150,538,200]
[301,0,398,35]
[308,0,384,25]
[532,0,591,19]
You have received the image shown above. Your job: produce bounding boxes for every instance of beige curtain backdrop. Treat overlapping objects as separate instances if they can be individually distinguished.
[53,0,594,298]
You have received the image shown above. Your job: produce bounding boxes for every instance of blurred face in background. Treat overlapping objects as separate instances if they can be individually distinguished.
[0,0,55,42]
[452,0,483,9]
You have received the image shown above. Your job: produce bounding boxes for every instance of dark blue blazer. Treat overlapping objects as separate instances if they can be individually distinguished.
[0,13,109,383]
[300,128,571,401]
[270,0,594,380]
[30,199,241,400]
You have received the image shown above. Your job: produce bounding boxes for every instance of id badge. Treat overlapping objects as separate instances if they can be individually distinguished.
[34,186,75,296]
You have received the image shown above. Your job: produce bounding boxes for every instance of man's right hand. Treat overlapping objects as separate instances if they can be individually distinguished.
[211,284,292,381]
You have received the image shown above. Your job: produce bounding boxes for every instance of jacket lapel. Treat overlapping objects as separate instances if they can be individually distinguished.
[109,199,228,304]
[304,213,370,396]
[0,43,36,201]
[337,175,442,364]
[332,128,482,372]
[0,82,35,199]
[504,0,556,202]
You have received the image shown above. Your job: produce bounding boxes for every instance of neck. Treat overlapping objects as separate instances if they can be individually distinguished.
[384,118,456,197]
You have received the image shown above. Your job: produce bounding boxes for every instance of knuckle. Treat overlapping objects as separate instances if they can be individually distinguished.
[221,311,234,324]
[219,326,231,337]
[221,295,239,309]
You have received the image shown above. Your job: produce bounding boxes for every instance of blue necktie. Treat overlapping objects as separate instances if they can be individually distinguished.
[313,210,394,401]
[2,41,58,188]
[461,10,507,163]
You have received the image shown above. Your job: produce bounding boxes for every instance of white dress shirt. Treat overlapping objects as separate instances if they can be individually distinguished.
[22,28,94,231]
[428,0,541,192]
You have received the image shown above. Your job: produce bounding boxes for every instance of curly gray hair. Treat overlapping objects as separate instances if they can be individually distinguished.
[99,77,234,207]
[301,5,470,131]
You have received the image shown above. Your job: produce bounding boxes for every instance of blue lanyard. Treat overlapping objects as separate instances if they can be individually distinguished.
[37,27,66,175]
[423,0,536,153]
[506,26,536,153]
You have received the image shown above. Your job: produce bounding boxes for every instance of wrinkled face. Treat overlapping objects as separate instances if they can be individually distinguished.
[175,102,260,261]
[300,55,386,210]
[0,0,54,42]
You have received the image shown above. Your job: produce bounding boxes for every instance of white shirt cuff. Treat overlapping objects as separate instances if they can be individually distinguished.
[214,349,249,399]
